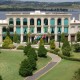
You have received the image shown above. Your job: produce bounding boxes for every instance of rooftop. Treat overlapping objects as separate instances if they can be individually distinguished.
[6,10,71,16]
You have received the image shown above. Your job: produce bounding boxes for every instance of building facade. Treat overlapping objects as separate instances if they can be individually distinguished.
[0,11,80,43]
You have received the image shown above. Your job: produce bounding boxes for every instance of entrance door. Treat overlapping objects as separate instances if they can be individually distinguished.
[71,35,75,42]
[37,27,41,33]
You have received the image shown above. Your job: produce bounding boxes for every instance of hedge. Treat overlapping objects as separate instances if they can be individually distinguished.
[48,49,80,62]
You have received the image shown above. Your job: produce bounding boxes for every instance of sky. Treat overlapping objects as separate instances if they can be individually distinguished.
[20,0,80,2]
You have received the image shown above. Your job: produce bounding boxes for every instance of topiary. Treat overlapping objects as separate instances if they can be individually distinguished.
[19,59,33,77]
[77,31,80,42]
[38,45,47,57]
[8,44,16,49]
[53,48,60,54]
[50,39,55,49]
[62,40,71,57]
[61,33,66,42]
[0,75,2,80]
[73,43,80,52]
[17,45,24,50]
[39,38,44,47]
[62,47,71,57]
[2,36,12,48]
[27,48,37,61]
[13,32,19,43]
[28,55,37,70]
[24,43,31,55]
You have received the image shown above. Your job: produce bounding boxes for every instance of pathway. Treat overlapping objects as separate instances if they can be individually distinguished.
[25,52,61,80]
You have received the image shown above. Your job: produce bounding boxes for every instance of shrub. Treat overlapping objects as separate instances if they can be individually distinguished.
[62,40,71,57]
[19,59,33,77]
[62,40,71,51]
[13,32,19,43]
[28,56,37,70]
[72,68,80,80]
[62,47,71,57]
[77,31,80,42]
[50,39,55,49]
[73,43,80,52]
[33,40,38,44]
[0,76,2,80]
[2,36,12,48]
[24,43,31,55]
[53,48,60,54]
[38,45,47,57]
[8,44,16,49]
[27,48,37,61]
[17,45,24,50]
[39,38,44,46]
[61,33,66,42]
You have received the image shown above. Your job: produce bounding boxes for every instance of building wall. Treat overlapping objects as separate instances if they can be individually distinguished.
[0,12,80,43]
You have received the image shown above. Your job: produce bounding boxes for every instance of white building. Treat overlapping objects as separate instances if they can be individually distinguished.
[0,10,80,43]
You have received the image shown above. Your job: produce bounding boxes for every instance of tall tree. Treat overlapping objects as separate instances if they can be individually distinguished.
[77,31,80,42]
[13,32,19,43]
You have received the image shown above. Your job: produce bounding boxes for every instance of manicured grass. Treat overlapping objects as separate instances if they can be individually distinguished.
[38,59,80,80]
[71,52,80,59]
[0,50,51,80]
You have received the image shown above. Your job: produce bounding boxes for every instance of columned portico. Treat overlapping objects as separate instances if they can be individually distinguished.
[21,17,23,43]
[0,10,79,43]
[0,26,2,43]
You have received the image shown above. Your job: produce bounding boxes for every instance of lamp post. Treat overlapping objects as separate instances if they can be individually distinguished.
[58,31,61,48]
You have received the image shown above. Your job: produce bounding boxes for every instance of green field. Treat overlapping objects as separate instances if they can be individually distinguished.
[0,50,51,80]
[38,59,80,80]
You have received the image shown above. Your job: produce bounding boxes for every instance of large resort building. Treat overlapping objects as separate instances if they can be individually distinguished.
[0,10,80,43]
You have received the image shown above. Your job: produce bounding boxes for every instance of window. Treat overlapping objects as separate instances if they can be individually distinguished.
[23,27,27,34]
[71,26,75,28]
[30,27,34,33]
[50,18,55,26]
[9,18,13,25]
[64,27,68,33]
[50,27,54,33]
[44,27,48,33]
[57,18,61,25]
[30,18,34,25]
[64,18,68,25]
[44,18,48,25]
[23,18,27,25]
[57,27,62,33]
[2,27,6,34]
[16,18,20,25]
[16,27,21,34]
[37,18,41,25]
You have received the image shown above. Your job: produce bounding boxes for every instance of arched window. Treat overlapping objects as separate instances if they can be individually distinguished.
[64,18,68,25]
[2,27,7,34]
[23,18,27,25]
[30,18,34,25]
[57,18,61,25]
[44,18,48,25]
[16,18,20,25]
[37,18,41,25]
[9,18,13,25]
[50,18,55,25]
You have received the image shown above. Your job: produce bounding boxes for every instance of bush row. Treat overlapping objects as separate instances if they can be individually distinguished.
[48,49,80,62]
[19,43,37,77]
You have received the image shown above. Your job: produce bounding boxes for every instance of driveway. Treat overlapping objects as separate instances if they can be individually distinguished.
[25,53,61,80]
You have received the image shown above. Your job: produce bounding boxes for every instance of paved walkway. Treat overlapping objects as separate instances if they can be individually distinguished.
[25,53,61,80]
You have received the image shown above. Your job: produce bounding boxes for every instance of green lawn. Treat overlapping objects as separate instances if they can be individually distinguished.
[71,52,80,59]
[0,50,51,80]
[38,59,80,80]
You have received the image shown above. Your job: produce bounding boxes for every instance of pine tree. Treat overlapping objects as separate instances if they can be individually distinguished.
[13,32,19,43]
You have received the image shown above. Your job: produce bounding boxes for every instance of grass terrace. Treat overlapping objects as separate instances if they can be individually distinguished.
[0,50,51,80]
[38,59,80,80]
